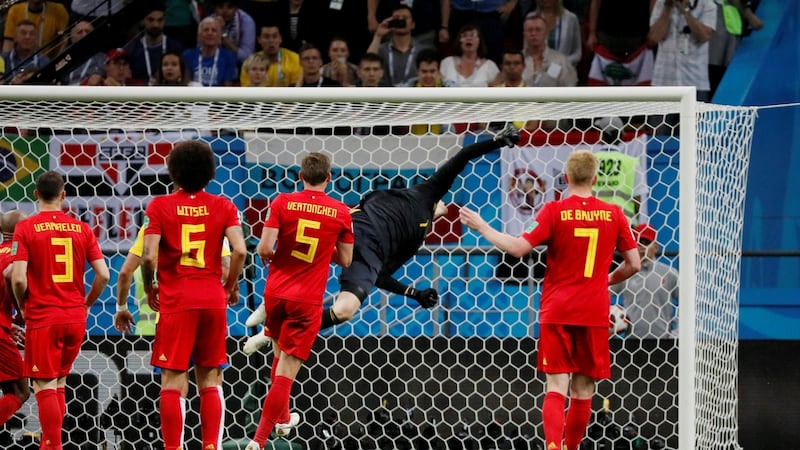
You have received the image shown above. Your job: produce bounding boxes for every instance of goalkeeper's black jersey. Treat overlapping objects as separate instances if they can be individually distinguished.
[352,187,435,275]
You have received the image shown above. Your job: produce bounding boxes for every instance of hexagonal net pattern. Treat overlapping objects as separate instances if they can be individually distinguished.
[0,87,756,450]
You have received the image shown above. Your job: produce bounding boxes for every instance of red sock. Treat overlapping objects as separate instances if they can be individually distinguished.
[200,386,224,449]
[35,389,63,449]
[542,391,567,450]
[56,387,66,417]
[271,357,290,423]
[0,393,23,425]
[564,398,592,450]
[160,389,185,450]
[253,375,293,446]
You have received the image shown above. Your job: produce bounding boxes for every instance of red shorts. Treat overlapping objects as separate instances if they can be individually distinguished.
[537,324,611,380]
[264,296,322,361]
[0,330,23,382]
[151,309,228,371]
[24,322,85,379]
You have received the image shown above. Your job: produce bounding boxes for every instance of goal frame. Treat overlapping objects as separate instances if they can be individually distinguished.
[0,85,702,449]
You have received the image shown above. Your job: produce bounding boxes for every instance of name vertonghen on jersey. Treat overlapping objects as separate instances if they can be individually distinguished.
[286,201,339,218]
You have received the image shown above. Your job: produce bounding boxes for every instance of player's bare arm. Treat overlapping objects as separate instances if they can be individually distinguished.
[332,242,354,268]
[256,226,278,264]
[114,252,140,334]
[3,264,21,319]
[225,224,247,306]
[608,247,641,285]
[84,258,111,310]
[459,207,533,257]
[10,260,29,317]
[141,233,160,311]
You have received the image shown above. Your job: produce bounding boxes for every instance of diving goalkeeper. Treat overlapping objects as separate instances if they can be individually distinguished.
[244,125,521,353]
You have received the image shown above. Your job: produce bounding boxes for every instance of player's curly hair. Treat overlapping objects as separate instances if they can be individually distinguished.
[167,140,216,193]
[35,170,65,201]
[300,152,331,186]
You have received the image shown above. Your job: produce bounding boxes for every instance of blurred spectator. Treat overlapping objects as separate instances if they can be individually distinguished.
[520,15,577,86]
[239,24,301,86]
[354,52,390,87]
[124,3,184,84]
[240,0,281,33]
[407,49,451,135]
[211,0,257,64]
[240,51,269,86]
[648,0,716,102]
[276,0,311,53]
[70,0,127,21]
[182,16,239,86]
[82,48,146,86]
[2,21,51,83]
[321,37,359,87]
[526,0,582,67]
[609,223,679,339]
[165,0,202,49]
[297,43,341,86]
[448,0,516,65]
[3,0,69,57]
[405,48,450,87]
[708,0,762,97]
[586,0,653,56]
[366,5,426,86]
[152,50,191,85]
[586,0,654,86]
[440,24,500,86]
[60,20,106,85]
[592,116,646,225]
[492,48,526,86]
[368,0,451,50]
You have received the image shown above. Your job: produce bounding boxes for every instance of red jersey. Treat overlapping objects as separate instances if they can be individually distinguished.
[11,211,103,327]
[145,190,241,313]
[264,190,354,304]
[0,242,14,333]
[522,195,636,327]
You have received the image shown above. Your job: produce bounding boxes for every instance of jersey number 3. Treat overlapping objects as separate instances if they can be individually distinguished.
[51,237,74,283]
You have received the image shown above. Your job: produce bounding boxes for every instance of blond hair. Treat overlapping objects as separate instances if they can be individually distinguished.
[565,150,598,186]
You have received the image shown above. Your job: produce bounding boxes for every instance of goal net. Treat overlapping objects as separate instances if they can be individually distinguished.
[0,86,757,450]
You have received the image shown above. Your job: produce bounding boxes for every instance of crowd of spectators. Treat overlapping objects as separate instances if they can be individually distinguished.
[0,0,763,128]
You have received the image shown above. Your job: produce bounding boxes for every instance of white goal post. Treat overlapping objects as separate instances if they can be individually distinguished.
[0,86,757,450]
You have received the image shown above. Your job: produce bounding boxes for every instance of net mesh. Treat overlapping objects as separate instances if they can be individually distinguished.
[0,87,757,450]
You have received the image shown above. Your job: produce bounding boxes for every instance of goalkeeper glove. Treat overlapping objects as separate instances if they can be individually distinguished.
[406,287,439,308]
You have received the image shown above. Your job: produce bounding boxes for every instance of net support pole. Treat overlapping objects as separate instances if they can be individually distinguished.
[678,88,698,450]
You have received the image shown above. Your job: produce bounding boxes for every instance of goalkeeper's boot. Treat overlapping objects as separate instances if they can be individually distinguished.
[494,124,521,148]
[245,303,267,327]
[275,412,301,438]
[243,328,272,355]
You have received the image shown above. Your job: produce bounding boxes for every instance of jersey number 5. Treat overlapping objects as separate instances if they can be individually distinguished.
[51,237,74,283]
[181,224,206,268]
[574,227,598,278]
[291,219,321,263]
